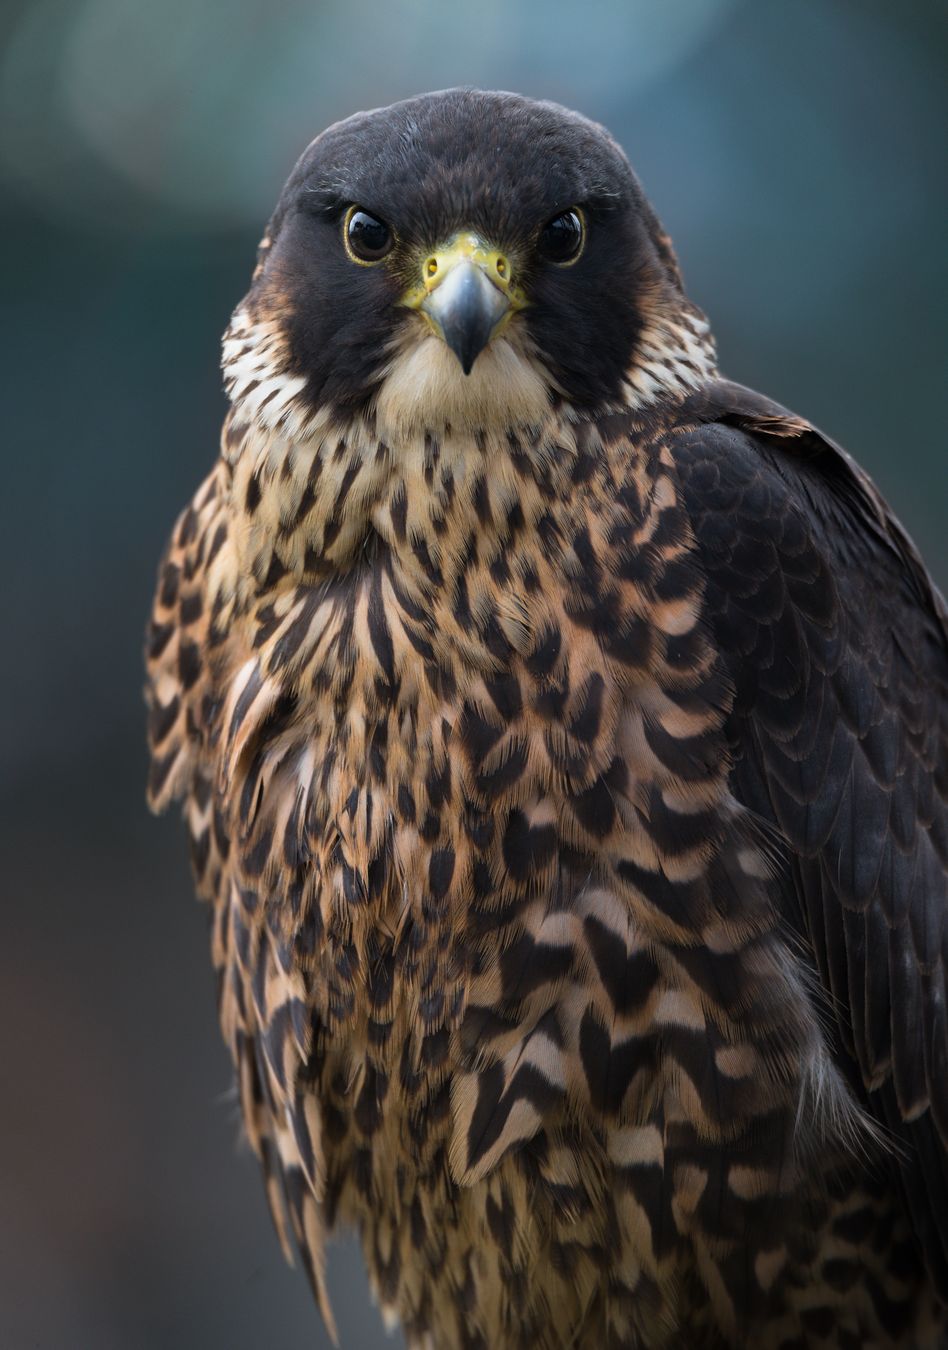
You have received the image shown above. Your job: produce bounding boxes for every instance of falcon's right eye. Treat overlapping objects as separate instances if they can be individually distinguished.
[344,208,394,264]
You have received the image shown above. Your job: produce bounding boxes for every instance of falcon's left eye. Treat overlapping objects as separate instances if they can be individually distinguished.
[538,209,585,266]
[344,207,394,264]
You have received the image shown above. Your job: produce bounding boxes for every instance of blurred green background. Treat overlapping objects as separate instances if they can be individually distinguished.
[1,1,945,1346]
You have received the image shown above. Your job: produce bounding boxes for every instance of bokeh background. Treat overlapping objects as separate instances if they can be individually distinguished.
[1,1,945,1346]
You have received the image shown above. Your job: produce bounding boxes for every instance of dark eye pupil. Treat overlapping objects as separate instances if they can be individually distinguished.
[540,210,584,263]
[346,210,392,261]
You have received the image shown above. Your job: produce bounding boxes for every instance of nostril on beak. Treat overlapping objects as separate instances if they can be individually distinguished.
[420,261,512,374]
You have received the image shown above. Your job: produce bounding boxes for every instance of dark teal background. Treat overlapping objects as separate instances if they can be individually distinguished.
[1,1,945,1346]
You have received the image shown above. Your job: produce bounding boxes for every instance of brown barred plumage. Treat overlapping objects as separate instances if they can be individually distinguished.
[146,91,948,1347]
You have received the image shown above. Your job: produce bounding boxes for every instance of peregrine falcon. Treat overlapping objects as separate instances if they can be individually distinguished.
[146,90,948,1348]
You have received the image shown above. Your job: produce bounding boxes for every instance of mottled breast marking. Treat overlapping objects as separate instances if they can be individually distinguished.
[149,402,876,1346]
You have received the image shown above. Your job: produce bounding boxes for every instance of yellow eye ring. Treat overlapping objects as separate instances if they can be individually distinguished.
[343,205,394,265]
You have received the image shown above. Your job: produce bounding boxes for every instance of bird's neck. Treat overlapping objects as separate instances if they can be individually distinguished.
[221,408,638,613]
[220,303,717,599]
[219,411,564,611]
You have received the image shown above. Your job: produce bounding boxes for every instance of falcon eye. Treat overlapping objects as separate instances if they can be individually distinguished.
[538,208,585,266]
[343,207,393,264]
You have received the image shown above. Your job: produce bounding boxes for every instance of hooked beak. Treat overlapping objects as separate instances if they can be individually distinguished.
[402,234,523,374]
[423,261,509,375]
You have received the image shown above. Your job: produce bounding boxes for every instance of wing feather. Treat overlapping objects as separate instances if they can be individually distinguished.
[673,381,948,1295]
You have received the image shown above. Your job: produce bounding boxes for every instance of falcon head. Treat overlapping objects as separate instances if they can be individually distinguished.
[223,89,714,439]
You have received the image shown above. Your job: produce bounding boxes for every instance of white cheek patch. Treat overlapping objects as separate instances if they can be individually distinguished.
[222,308,313,439]
[373,330,554,439]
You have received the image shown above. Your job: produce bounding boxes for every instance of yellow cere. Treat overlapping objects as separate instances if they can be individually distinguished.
[401,232,528,314]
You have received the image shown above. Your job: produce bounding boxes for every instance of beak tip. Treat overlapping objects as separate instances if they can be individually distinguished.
[422,259,510,378]
[445,333,483,376]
